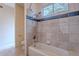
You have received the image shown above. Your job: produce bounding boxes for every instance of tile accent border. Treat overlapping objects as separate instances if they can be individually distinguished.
[26,11,79,22]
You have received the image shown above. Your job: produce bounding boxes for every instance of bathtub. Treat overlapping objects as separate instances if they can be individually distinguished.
[28,42,69,56]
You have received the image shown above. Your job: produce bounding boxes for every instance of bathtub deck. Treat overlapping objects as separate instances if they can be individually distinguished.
[28,43,70,56]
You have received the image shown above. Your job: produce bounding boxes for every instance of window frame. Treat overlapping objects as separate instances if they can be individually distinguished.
[41,3,69,17]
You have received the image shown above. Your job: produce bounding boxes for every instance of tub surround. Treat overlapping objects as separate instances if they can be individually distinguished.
[37,16,79,55]
[26,3,79,56]
[27,11,79,56]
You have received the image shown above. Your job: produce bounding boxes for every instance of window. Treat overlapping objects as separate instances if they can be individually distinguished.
[54,3,68,13]
[42,4,53,17]
[42,3,68,17]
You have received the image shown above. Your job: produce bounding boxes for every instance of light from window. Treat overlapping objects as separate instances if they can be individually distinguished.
[43,4,53,17]
[54,3,68,13]
[42,3,68,17]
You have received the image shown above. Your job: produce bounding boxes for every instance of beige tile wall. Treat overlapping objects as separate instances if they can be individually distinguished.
[26,3,79,55]
[37,4,79,55]
[68,16,79,55]
[37,16,79,55]
[26,20,37,46]
[37,18,69,50]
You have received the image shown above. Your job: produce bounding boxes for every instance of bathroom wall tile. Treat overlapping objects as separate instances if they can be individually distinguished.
[55,41,69,50]
[26,20,37,46]
[68,41,79,55]
[58,33,69,42]
[59,17,69,34]
[69,33,79,43]
[68,16,79,33]
[37,15,79,54]
[53,33,69,50]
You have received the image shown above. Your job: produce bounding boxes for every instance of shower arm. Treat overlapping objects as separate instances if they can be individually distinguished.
[27,3,42,19]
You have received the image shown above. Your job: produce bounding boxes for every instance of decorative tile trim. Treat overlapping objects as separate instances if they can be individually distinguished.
[26,11,79,22]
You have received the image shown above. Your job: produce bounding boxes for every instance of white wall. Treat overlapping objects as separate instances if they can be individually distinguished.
[0,4,15,51]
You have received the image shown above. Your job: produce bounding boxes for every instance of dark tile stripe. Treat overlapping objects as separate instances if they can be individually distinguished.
[26,11,79,22]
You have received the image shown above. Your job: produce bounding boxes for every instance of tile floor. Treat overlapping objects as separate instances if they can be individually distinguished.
[0,47,25,56]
